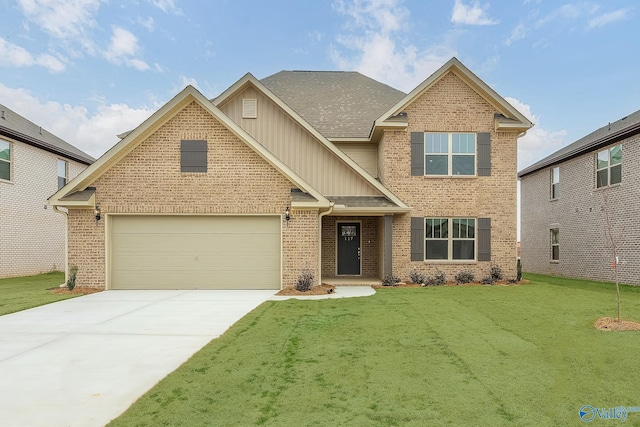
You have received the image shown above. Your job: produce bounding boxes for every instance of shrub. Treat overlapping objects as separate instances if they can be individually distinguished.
[66,266,78,291]
[409,270,427,285]
[382,274,401,287]
[433,268,446,286]
[490,265,503,281]
[295,268,314,292]
[455,270,475,284]
[481,276,494,285]
[516,259,522,282]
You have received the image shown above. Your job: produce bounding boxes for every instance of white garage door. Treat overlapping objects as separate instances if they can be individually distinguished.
[110,215,281,290]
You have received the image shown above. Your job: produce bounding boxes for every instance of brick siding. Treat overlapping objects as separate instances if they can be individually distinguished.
[520,134,640,284]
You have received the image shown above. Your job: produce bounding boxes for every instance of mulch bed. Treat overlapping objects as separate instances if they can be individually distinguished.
[594,317,640,331]
[50,287,103,295]
[373,279,530,289]
[276,284,336,296]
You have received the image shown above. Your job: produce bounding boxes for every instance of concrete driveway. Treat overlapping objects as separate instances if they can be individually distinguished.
[0,289,276,427]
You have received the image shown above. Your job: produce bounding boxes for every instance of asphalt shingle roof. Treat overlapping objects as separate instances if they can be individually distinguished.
[261,71,406,139]
[0,103,94,165]
[518,109,640,178]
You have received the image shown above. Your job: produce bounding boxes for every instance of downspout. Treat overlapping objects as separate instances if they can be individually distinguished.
[317,202,335,286]
[53,206,68,286]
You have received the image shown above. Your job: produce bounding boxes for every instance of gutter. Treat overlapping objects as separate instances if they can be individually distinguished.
[317,202,335,286]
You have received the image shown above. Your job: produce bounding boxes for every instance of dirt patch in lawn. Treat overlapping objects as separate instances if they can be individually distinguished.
[594,317,640,331]
[276,284,336,296]
[50,287,103,295]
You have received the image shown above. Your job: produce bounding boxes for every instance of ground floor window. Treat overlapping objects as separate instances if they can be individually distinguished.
[425,218,475,260]
[551,228,559,261]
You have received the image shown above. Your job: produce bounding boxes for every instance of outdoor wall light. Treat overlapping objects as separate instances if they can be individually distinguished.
[94,206,101,223]
[285,206,290,226]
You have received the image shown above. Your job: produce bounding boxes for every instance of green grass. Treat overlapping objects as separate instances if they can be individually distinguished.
[109,274,640,426]
[0,272,78,316]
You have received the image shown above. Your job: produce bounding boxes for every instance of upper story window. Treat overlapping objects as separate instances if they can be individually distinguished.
[0,139,10,181]
[425,133,476,176]
[425,218,475,261]
[57,159,68,189]
[596,144,621,188]
[551,167,559,199]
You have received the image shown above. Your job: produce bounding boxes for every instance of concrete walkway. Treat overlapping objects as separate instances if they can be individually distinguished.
[0,290,276,427]
[270,286,376,301]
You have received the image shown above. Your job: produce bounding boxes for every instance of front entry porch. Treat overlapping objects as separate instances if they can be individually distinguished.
[321,215,393,282]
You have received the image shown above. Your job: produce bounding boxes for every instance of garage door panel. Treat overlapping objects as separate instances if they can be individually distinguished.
[110,216,281,290]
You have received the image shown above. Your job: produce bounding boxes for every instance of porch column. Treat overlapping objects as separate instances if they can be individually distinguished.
[384,214,393,276]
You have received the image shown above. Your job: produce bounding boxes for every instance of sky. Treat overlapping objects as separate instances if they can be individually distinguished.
[0,0,638,171]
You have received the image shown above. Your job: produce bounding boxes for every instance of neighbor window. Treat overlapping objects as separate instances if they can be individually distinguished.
[596,145,622,188]
[425,133,476,176]
[425,218,475,260]
[57,159,68,189]
[551,229,559,261]
[0,139,10,181]
[551,167,560,199]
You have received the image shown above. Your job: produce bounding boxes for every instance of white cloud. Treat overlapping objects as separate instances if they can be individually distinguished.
[0,37,65,72]
[331,0,456,91]
[172,75,201,93]
[0,83,157,158]
[148,0,182,15]
[451,0,499,26]
[18,0,101,54]
[138,16,155,32]
[588,8,630,29]
[505,23,526,46]
[104,26,150,71]
[506,97,568,171]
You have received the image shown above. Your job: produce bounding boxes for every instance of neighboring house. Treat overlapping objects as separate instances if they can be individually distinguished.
[48,58,532,290]
[0,104,94,278]
[519,110,640,284]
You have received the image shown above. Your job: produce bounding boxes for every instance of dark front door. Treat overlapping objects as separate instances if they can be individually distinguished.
[337,222,361,275]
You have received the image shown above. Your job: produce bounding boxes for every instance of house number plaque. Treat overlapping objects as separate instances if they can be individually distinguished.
[341,225,356,241]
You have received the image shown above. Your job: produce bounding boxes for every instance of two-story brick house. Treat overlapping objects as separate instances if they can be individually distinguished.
[519,110,640,284]
[48,58,532,289]
[0,104,94,278]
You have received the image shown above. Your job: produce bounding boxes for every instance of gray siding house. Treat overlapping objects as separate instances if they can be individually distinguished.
[519,110,640,284]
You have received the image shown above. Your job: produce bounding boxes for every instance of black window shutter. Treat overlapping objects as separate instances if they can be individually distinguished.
[181,140,207,173]
[477,133,491,176]
[477,217,491,261]
[411,217,425,261]
[411,132,424,176]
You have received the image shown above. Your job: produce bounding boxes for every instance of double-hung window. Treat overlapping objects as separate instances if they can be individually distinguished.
[425,133,476,176]
[425,218,475,260]
[0,139,10,181]
[551,229,559,261]
[596,145,622,188]
[57,159,68,189]
[551,167,559,199]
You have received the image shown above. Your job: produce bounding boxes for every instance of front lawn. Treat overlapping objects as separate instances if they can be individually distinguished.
[0,272,78,316]
[109,274,640,426]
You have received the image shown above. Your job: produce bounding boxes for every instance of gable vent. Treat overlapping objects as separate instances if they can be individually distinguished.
[242,98,257,119]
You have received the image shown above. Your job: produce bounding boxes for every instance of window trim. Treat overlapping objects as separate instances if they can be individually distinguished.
[0,139,11,182]
[596,144,622,188]
[551,166,559,199]
[425,217,476,262]
[424,132,476,177]
[550,228,559,262]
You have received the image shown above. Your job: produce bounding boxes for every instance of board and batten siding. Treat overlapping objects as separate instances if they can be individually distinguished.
[219,86,379,196]
[334,143,378,178]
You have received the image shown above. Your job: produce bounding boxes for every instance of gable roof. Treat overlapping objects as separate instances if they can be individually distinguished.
[49,86,328,208]
[260,71,406,140]
[213,73,409,210]
[0,103,94,165]
[518,109,640,178]
[374,57,533,136]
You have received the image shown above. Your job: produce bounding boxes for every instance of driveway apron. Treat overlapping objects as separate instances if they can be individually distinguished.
[0,290,276,427]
